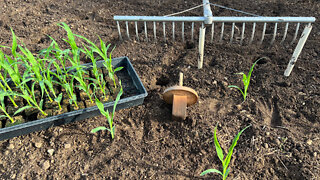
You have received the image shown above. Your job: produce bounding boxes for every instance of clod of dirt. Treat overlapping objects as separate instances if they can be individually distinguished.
[64,143,71,149]
[35,142,43,148]
[42,160,50,170]
[7,144,14,150]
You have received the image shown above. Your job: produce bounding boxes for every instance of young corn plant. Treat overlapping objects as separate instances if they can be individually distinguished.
[16,81,47,116]
[81,45,109,101]
[200,125,251,180]
[0,91,32,123]
[75,34,123,89]
[228,58,263,102]
[18,45,54,103]
[0,94,15,123]
[74,69,96,103]
[0,51,19,107]
[53,69,79,109]
[91,85,123,139]
[0,29,24,107]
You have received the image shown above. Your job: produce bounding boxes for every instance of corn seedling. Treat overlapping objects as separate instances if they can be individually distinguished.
[0,93,15,123]
[91,85,123,139]
[200,125,251,180]
[228,58,263,102]
[81,45,109,101]
[16,81,47,116]
[0,23,124,126]
[0,52,18,107]
[0,91,32,123]
[53,69,79,109]
[75,33,123,89]
[74,69,96,103]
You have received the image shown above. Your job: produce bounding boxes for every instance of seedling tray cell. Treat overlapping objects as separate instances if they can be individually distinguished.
[0,56,147,141]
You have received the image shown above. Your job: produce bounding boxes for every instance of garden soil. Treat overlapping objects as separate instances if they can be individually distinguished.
[0,0,319,179]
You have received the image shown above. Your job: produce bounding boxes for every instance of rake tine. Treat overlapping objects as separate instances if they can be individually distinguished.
[125,21,130,40]
[182,22,185,42]
[290,23,300,45]
[172,22,175,41]
[249,22,256,45]
[210,23,214,43]
[280,23,289,44]
[284,23,312,76]
[144,21,148,42]
[202,22,204,29]
[163,22,166,41]
[116,21,122,41]
[135,21,139,41]
[153,21,157,42]
[270,23,278,45]
[191,22,194,42]
[240,22,245,45]
[230,22,235,43]
[219,22,224,43]
[260,22,267,44]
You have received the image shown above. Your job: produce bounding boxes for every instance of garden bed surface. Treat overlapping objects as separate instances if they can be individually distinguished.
[0,0,319,179]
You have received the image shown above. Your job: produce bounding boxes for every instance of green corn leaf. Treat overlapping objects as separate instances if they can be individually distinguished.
[242,73,248,86]
[91,126,108,133]
[10,28,18,58]
[106,109,112,125]
[55,93,63,103]
[224,168,230,179]
[39,99,44,109]
[68,99,73,105]
[248,58,262,80]
[223,125,251,173]
[200,169,223,176]
[72,94,77,101]
[114,66,124,72]
[59,22,78,51]
[228,85,244,97]
[13,106,32,116]
[214,125,225,164]
[0,94,5,107]
[0,115,8,119]
[95,98,107,116]
[112,87,123,119]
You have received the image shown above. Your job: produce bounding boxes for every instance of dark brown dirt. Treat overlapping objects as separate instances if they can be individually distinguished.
[0,0,319,179]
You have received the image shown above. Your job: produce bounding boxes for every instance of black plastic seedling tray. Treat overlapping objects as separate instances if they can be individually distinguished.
[0,56,147,141]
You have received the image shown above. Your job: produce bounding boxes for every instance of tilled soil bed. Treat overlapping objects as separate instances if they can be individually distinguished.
[0,0,319,179]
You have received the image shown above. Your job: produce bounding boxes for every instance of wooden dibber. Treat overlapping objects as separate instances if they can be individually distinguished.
[163,72,199,120]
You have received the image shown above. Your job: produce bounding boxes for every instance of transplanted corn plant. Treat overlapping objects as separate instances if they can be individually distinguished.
[200,125,251,180]
[228,58,263,102]
[91,86,123,139]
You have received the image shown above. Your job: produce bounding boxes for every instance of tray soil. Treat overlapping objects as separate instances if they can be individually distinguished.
[0,0,319,179]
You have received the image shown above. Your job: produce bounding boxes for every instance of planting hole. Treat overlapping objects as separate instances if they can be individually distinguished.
[156,75,170,86]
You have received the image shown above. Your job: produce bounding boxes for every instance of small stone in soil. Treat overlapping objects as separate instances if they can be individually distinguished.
[42,160,50,170]
[306,139,312,145]
[47,149,55,156]
[264,143,269,149]
[266,132,270,136]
